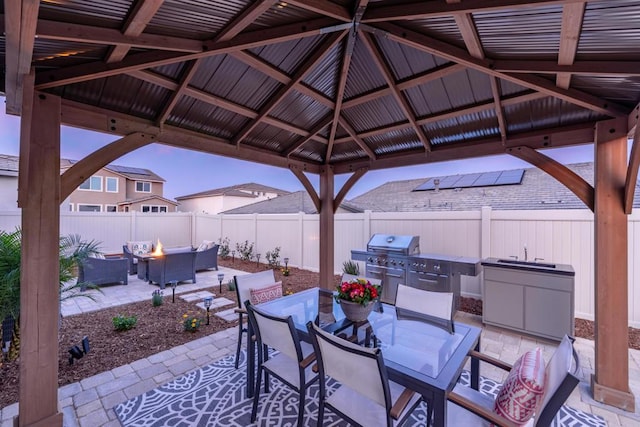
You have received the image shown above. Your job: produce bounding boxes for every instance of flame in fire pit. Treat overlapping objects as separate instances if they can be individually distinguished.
[152,239,164,256]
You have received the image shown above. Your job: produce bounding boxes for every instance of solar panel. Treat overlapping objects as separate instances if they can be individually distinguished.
[412,169,525,192]
[109,165,150,175]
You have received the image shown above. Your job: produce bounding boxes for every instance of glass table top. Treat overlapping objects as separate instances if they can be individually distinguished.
[257,287,472,379]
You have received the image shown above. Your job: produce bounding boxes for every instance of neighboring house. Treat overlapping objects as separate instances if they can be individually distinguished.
[0,155,19,211]
[60,159,178,213]
[176,183,290,214]
[349,162,640,212]
[221,190,363,214]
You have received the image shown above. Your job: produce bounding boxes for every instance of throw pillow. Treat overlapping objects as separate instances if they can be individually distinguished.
[127,241,153,256]
[494,347,546,425]
[249,281,283,305]
[89,252,106,259]
[196,241,209,252]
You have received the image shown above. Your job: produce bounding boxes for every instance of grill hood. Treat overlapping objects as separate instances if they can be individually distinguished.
[366,234,420,255]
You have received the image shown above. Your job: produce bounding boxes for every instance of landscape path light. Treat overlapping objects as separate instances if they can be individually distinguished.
[170,280,178,303]
[217,272,225,293]
[204,296,213,325]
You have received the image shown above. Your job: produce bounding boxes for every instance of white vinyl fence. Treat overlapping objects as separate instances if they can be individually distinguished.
[1,208,639,327]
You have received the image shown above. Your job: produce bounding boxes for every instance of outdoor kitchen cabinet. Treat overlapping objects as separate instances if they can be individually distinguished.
[481,258,575,341]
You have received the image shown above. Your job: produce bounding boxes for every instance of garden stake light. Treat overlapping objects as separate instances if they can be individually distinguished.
[284,257,289,270]
[217,273,224,293]
[170,280,178,303]
[204,296,213,325]
[256,253,261,267]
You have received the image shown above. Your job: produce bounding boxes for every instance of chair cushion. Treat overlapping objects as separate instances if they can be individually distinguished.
[89,252,106,259]
[196,241,209,251]
[494,347,546,425]
[127,240,153,255]
[163,246,192,255]
[249,281,283,305]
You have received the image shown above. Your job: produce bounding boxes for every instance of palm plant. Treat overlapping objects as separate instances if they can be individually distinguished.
[0,229,101,360]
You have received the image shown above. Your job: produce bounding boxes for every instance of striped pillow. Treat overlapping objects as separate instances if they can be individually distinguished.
[494,347,546,424]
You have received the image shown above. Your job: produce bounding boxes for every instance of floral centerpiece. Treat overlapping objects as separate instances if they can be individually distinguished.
[335,278,380,322]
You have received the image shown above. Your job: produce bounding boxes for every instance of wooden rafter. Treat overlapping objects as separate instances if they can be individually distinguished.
[372,22,629,117]
[106,0,165,63]
[33,18,201,53]
[494,60,640,76]
[361,32,432,151]
[342,63,465,109]
[34,17,340,89]
[284,115,333,157]
[156,59,201,126]
[156,1,272,127]
[510,146,594,210]
[334,167,368,213]
[127,69,329,144]
[556,2,586,88]
[230,51,334,108]
[60,132,157,200]
[453,12,507,142]
[285,0,351,22]
[624,123,640,214]
[338,117,376,159]
[4,0,39,114]
[231,31,347,147]
[363,0,590,22]
[324,0,372,159]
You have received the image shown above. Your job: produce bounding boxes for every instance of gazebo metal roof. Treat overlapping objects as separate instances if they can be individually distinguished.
[3,1,640,176]
[2,2,640,425]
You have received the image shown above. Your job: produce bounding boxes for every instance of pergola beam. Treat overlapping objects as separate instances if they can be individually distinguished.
[624,123,640,214]
[557,2,586,88]
[334,167,368,213]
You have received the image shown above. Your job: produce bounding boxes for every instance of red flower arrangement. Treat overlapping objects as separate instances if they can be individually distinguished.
[336,278,380,306]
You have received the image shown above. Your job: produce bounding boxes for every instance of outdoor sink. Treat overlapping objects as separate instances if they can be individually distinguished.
[496,259,556,269]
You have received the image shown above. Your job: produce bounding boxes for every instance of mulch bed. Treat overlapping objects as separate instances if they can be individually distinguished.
[1,258,639,409]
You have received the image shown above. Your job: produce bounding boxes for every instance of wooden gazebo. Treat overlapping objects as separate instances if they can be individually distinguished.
[2,1,639,424]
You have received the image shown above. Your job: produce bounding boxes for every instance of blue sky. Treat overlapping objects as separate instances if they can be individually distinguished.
[0,97,596,200]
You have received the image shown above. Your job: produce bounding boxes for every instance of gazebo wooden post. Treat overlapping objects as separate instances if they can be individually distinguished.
[318,166,335,290]
[592,117,636,411]
[17,90,63,426]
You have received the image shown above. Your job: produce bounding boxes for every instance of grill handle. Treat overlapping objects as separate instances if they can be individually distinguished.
[367,270,403,279]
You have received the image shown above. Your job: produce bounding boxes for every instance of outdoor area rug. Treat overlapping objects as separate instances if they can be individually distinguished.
[114,351,606,427]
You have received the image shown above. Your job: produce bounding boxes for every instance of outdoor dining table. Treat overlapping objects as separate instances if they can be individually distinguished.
[249,287,482,427]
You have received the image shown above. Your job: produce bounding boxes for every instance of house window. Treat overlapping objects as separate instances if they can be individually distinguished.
[106,177,118,193]
[105,205,117,212]
[78,204,101,212]
[79,176,102,191]
[69,203,74,211]
[142,205,168,213]
[136,181,151,193]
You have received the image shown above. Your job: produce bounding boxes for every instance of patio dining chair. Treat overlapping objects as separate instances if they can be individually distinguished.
[233,270,280,369]
[447,334,580,427]
[394,284,455,334]
[306,320,424,427]
[246,302,318,427]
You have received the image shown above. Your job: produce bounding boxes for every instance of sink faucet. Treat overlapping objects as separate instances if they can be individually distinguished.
[509,255,519,260]
[524,245,528,261]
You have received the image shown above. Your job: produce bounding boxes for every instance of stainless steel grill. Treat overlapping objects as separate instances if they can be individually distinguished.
[351,234,481,307]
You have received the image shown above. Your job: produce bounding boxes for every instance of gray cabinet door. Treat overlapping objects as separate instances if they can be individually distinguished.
[524,287,572,340]
[483,280,524,329]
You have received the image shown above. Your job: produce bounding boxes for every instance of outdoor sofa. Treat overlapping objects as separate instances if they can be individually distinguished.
[195,243,219,271]
[78,255,128,291]
[147,246,197,289]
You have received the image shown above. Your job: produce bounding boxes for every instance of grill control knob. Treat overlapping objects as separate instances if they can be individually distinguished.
[368,257,373,263]
[399,260,404,267]
[434,264,441,272]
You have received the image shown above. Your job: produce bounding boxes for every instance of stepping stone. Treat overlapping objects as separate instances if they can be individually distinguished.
[194,297,235,311]
[180,291,215,303]
[214,308,238,322]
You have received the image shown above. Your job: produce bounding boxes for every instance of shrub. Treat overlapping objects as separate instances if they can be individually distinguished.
[151,290,163,307]
[113,315,137,331]
[218,237,231,258]
[182,312,201,332]
[236,240,254,261]
[227,279,236,292]
[265,247,281,268]
[342,260,360,275]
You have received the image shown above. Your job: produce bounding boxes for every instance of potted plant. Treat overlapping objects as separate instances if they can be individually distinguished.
[335,278,380,322]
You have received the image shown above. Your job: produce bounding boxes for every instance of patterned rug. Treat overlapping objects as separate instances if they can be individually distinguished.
[115,351,606,426]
